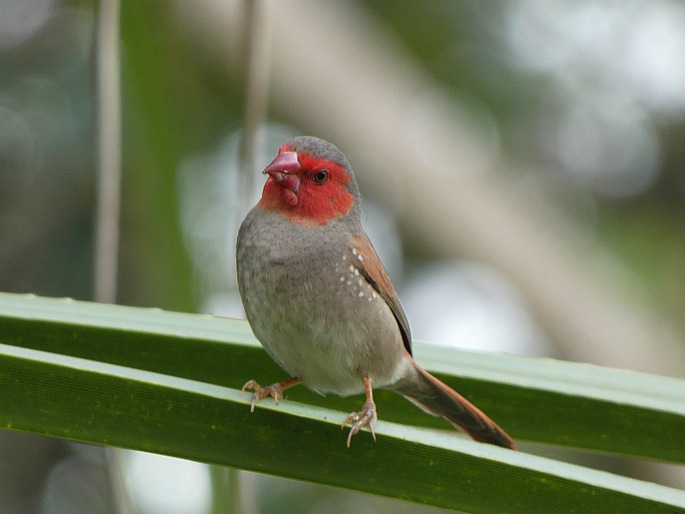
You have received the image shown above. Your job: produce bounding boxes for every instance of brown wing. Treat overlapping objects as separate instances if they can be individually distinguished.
[351,233,413,356]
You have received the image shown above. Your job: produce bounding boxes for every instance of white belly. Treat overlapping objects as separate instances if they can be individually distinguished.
[237,213,410,395]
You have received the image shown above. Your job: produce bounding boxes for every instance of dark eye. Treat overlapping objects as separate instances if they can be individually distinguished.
[312,170,329,184]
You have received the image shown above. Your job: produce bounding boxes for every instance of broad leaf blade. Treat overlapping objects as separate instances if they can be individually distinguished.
[0,343,684,513]
[1,292,684,464]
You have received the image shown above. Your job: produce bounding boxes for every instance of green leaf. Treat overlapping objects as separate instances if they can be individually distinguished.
[1,292,684,512]
[2,293,684,461]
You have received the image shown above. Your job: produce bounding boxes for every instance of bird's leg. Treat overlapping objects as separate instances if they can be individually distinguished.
[342,376,377,447]
[241,377,303,412]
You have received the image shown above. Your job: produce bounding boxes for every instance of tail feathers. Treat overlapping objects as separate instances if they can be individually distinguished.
[393,362,516,450]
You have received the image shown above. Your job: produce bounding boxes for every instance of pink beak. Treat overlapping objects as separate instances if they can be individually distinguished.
[264,151,301,193]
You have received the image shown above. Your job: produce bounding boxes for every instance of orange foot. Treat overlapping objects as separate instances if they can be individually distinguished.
[341,376,378,447]
[241,377,303,412]
[342,398,377,447]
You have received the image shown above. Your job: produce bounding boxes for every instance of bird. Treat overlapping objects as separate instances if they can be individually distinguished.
[236,135,516,449]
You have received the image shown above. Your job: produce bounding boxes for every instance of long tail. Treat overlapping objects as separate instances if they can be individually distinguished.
[392,361,516,450]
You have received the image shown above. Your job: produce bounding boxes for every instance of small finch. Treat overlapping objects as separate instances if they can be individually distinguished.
[236,136,515,449]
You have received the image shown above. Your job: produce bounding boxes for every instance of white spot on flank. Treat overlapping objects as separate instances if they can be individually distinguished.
[352,248,358,256]
[358,291,364,298]
[353,268,360,276]
[357,279,363,287]
[342,255,347,261]
[347,280,352,286]
[348,265,354,273]
[340,276,345,282]
[372,291,378,299]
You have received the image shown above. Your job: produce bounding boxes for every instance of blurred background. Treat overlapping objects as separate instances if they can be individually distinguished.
[1,0,684,512]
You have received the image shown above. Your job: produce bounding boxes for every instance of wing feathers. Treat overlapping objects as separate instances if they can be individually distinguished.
[350,233,413,356]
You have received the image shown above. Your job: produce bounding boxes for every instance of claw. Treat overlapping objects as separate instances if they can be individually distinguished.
[342,399,377,447]
[341,376,378,447]
[241,379,284,412]
[241,377,303,412]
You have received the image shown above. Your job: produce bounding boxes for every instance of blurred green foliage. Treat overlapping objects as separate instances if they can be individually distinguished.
[1,1,684,512]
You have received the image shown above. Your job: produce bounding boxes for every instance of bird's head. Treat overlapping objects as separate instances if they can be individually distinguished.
[257,136,360,225]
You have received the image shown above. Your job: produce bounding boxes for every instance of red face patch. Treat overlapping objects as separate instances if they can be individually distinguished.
[258,148,355,225]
